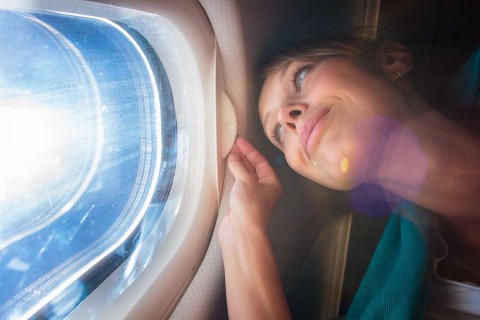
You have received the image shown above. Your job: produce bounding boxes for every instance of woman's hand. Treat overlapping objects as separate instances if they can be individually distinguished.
[219,137,291,320]
[219,137,283,243]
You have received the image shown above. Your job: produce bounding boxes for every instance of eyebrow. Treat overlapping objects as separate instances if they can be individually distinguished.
[279,61,293,81]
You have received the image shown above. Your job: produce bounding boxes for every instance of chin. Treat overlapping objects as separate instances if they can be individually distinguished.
[314,176,360,191]
[295,166,360,191]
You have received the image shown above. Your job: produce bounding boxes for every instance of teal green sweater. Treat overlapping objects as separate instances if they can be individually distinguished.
[347,201,434,320]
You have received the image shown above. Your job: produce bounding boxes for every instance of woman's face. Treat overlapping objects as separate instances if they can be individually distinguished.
[259,56,407,190]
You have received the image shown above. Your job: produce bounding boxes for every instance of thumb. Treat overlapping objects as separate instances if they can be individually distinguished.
[228,151,255,181]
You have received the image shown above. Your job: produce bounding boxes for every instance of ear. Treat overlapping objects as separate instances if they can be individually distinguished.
[376,42,413,82]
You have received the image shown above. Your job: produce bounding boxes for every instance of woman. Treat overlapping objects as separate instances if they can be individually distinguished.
[219,37,480,319]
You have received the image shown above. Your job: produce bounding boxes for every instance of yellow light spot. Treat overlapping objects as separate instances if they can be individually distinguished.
[340,157,349,173]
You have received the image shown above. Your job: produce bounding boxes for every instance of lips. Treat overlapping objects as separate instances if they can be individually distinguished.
[300,107,331,156]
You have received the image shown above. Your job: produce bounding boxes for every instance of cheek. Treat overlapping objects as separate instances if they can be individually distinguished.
[284,147,306,173]
[317,116,395,187]
[312,133,363,190]
[281,126,370,190]
[284,138,354,190]
[321,142,355,187]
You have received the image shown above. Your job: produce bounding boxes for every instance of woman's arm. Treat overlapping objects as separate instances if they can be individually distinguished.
[218,137,291,320]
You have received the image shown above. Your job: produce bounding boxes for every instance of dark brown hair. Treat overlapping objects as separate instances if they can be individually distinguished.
[261,34,386,79]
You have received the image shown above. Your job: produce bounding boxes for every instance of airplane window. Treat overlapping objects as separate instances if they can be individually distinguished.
[0,10,177,319]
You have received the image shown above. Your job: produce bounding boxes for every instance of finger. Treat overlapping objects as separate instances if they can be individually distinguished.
[228,149,255,181]
[254,159,281,187]
[235,137,279,183]
[231,142,255,174]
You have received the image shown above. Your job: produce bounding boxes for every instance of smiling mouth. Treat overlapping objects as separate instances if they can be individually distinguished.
[300,107,331,156]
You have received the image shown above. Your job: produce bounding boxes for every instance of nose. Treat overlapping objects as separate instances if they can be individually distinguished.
[277,103,307,133]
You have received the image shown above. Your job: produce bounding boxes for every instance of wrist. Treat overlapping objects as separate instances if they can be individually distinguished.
[218,214,269,252]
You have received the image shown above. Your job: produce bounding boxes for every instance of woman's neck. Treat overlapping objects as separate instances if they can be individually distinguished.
[380,81,480,274]
[376,106,480,221]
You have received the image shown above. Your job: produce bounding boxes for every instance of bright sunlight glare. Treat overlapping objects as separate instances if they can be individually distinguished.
[0,105,67,202]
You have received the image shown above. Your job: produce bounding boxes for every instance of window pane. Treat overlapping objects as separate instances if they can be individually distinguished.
[0,10,176,319]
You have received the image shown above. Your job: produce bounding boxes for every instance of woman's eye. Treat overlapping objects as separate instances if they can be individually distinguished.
[295,66,310,91]
[274,124,284,144]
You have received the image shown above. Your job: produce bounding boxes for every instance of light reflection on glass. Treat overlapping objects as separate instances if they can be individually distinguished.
[0,11,104,249]
[0,9,175,319]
